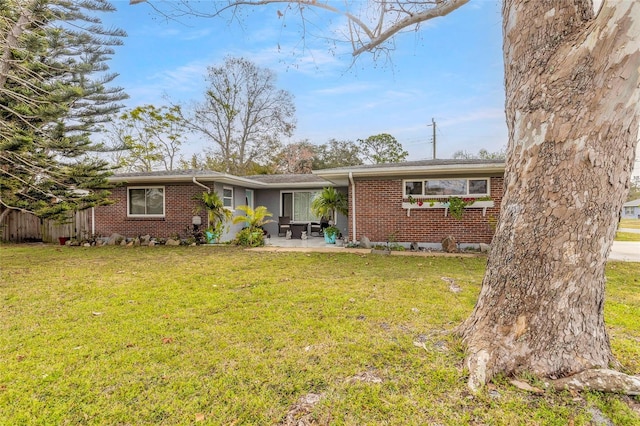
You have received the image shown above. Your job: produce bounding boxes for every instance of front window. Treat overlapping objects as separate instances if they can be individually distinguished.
[128,187,164,216]
[223,187,234,209]
[404,178,490,198]
[405,181,423,195]
[425,179,466,196]
[282,191,320,222]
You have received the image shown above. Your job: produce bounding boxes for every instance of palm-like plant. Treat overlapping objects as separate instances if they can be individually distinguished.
[194,191,232,242]
[232,205,274,247]
[311,187,348,225]
[232,205,274,229]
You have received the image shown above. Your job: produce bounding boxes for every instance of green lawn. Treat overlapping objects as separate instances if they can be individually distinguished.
[616,231,640,242]
[619,218,640,230]
[1,245,639,425]
[616,219,640,241]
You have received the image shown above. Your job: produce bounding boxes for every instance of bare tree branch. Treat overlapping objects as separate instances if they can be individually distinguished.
[130,0,469,57]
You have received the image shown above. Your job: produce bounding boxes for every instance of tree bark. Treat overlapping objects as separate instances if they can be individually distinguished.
[460,0,640,391]
[0,1,36,88]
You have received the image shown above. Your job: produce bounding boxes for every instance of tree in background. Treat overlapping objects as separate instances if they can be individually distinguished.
[312,139,362,170]
[273,140,316,174]
[452,148,506,160]
[180,57,295,176]
[131,0,640,393]
[1,0,127,222]
[178,151,275,175]
[108,105,186,172]
[358,133,408,164]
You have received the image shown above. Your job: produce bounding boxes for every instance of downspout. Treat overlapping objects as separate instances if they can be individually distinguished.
[192,177,210,192]
[91,207,95,237]
[349,172,356,243]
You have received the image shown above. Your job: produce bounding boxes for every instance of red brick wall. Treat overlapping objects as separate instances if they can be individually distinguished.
[94,183,211,239]
[349,176,503,244]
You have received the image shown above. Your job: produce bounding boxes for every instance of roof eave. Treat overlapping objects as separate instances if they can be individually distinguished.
[108,173,268,188]
[313,163,505,181]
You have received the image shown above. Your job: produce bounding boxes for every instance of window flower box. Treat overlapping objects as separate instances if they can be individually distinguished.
[402,200,495,217]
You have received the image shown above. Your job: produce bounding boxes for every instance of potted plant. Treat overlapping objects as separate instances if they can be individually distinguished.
[311,187,348,227]
[323,224,339,244]
[193,191,232,243]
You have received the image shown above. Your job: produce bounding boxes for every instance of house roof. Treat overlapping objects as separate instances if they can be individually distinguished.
[109,160,506,189]
[313,159,506,185]
[109,169,332,189]
[108,169,267,188]
[624,199,640,207]
[246,173,329,188]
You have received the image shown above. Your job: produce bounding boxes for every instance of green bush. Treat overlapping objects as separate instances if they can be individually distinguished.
[234,227,265,247]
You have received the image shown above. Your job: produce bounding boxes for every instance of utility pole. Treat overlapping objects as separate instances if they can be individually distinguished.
[428,118,436,159]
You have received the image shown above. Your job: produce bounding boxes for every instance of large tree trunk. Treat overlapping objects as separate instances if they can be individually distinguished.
[460,0,640,390]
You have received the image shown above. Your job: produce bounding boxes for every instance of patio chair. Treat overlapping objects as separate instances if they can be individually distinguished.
[278,216,291,237]
[310,222,322,236]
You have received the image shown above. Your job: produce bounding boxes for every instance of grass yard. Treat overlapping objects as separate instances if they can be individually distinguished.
[616,232,640,242]
[617,219,640,241]
[1,245,639,425]
[619,219,640,230]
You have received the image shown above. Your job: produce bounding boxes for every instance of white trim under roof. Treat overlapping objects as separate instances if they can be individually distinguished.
[313,162,505,186]
[108,172,268,189]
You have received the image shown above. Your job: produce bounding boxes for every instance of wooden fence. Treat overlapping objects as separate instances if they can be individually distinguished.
[0,209,92,244]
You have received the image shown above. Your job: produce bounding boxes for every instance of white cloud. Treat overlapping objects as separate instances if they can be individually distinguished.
[438,108,506,128]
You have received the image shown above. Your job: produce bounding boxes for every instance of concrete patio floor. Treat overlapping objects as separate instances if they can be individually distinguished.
[264,235,344,249]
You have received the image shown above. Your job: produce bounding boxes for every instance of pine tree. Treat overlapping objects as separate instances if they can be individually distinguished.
[0,0,127,222]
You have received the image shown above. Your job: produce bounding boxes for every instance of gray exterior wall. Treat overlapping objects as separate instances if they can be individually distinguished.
[253,186,349,239]
[255,188,281,236]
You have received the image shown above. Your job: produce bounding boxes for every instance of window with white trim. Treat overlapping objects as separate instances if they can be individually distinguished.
[281,191,320,222]
[223,187,234,209]
[128,186,165,217]
[404,178,489,197]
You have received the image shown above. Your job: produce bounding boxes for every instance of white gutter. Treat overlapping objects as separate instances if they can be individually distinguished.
[192,177,210,192]
[349,172,356,243]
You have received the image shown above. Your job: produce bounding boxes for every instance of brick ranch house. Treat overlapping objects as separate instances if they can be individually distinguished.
[94,170,339,241]
[91,159,504,247]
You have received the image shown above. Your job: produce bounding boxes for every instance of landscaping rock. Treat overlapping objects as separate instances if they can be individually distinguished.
[479,243,491,253]
[441,235,458,253]
[282,393,324,426]
[107,233,125,245]
[360,236,372,249]
[140,235,151,246]
[165,238,180,246]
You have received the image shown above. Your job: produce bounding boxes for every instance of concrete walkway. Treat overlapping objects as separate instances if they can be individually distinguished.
[618,227,640,234]
[609,241,640,262]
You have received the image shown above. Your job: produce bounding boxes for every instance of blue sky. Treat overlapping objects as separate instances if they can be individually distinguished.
[101,0,506,161]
